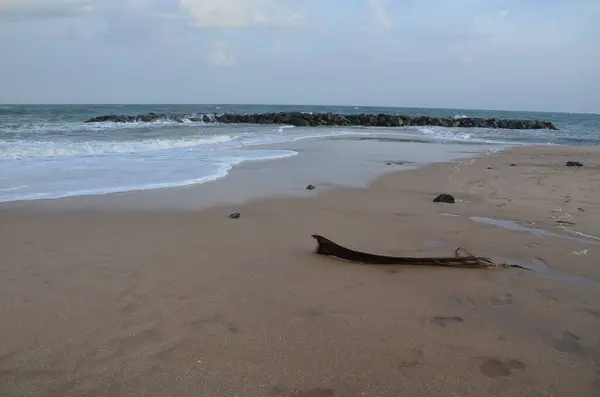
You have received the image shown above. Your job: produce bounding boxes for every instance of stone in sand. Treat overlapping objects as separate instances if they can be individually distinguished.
[306,184,316,190]
[433,194,455,204]
[229,212,241,219]
[566,161,583,167]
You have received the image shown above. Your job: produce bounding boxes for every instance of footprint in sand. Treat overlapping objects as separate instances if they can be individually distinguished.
[393,348,425,369]
[593,378,600,391]
[479,358,527,378]
[452,296,476,308]
[583,309,600,320]
[536,288,559,302]
[552,332,581,353]
[291,388,335,397]
[488,293,514,308]
[113,326,163,357]
[270,385,287,395]
[430,316,464,328]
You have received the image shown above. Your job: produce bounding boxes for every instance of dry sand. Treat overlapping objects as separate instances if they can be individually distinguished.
[1,146,599,397]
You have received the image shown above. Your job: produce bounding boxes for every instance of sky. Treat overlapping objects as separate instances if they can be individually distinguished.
[0,0,598,113]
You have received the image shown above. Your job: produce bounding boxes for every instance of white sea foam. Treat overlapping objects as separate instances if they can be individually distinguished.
[0,135,233,159]
[0,185,28,192]
[418,127,473,141]
[0,121,514,203]
[0,148,298,202]
[2,117,211,136]
[2,166,233,202]
[277,125,296,133]
[413,126,526,146]
[0,119,316,202]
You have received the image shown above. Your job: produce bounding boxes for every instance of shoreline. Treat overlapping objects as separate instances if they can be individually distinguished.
[1,145,599,396]
[0,136,501,212]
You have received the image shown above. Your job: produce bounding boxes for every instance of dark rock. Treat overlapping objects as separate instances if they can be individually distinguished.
[83,112,558,130]
[510,163,517,167]
[306,184,316,190]
[566,161,583,167]
[289,117,309,127]
[229,212,241,219]
[487,167,493,170]
[433,194,455,204]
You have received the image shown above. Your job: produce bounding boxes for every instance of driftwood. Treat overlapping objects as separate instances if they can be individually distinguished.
[312,234,522,269]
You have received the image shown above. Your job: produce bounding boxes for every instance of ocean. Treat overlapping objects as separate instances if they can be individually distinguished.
[1,104,599,203]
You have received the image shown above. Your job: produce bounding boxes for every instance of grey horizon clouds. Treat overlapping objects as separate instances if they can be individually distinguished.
[0,0,598,113]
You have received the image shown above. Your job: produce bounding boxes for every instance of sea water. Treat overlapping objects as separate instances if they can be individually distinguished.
[1,104,598,203]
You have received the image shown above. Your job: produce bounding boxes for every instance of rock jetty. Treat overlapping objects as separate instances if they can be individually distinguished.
[85,112,558,130]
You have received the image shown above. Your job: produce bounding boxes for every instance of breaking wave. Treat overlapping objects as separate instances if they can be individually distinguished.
[0,135,233,159]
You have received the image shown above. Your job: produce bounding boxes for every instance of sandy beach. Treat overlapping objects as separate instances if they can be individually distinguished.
[1,145,600,397]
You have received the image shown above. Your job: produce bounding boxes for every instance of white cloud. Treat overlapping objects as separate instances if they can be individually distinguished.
[204,41,236,67]
[178,0,302,29]
[368,0,391,28]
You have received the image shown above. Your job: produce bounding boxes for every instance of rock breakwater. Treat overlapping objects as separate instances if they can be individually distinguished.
[85,112,558,130]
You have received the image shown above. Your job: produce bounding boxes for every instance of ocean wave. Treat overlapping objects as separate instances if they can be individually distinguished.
[418,127,473,141]
[0,149,298,203]
[1,168,234,202]
[277,125,296,133]
[0,135,233,159]
[453,114,469,119]
[0,185,28,192]
[1,118,211,136]
[412,126,530,146]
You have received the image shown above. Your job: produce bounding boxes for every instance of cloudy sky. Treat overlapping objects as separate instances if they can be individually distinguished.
[0,0,598,112]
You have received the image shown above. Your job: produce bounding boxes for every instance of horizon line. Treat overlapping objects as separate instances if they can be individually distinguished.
[0,103,597,116]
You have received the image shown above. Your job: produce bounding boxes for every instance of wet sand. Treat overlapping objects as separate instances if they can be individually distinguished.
[1,146,600,396]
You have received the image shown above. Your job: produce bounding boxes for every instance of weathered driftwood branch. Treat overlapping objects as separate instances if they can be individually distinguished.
[312,234,504,269]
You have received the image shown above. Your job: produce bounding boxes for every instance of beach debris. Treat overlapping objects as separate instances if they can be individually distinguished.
[311,234,525,269]
[555,220,576,226]
[229,212,241,219]
[510,163,517,167]
[433,194,455,204]
[566,161,583,167]
[306,184,316,190]
[487,167,493,170]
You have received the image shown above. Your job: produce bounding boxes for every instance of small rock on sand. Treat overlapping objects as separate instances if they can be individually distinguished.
[433,194,455,204]
[566,161,583,167]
